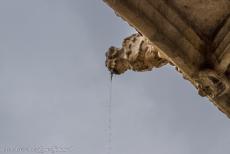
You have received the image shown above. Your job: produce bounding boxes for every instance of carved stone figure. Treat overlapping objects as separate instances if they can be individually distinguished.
[106,34,168,74]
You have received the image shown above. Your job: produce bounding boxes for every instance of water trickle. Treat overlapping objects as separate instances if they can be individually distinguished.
[107,72,113,154]
[110,72,114,82]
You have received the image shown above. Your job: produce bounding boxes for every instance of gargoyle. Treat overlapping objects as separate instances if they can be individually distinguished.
[106,33,168,74]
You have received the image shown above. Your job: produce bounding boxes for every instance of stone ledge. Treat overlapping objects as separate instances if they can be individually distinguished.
[103,0,230,118]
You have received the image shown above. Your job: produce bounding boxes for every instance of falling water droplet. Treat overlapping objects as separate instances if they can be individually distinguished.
[110,72,114,81]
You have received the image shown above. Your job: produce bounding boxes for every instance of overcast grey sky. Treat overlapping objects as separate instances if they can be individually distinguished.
[0,0,229,154]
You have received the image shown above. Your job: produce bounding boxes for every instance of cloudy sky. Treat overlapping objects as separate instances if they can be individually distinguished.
[0,0,229,154]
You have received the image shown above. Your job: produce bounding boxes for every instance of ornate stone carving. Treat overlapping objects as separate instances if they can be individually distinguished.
[196,70,229,98]
[106,34,168,74]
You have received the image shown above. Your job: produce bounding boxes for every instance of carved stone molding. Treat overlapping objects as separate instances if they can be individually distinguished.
[103,0,230,118]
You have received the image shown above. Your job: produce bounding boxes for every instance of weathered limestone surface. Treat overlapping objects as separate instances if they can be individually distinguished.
[104,0,230,118]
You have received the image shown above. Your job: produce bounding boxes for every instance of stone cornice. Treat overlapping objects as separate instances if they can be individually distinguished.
[104,0,230,118]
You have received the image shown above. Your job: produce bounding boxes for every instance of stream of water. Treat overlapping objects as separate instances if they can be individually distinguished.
[107,72,113,154]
